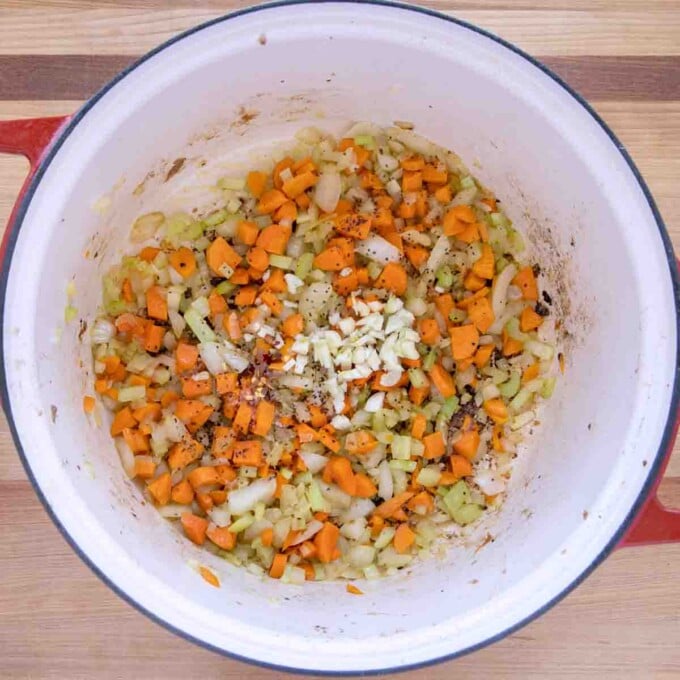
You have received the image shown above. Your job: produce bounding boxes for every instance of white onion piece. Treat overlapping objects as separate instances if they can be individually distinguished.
[228,478,276,516]
[355,235,401,264]
[378,460,393,500]
[491,264,517,323]
[340,498,376,522]
[115,438,136,479]
[475,469,507,495]
[299,450,328,474]
[289,519,324,546]
[91,318,115,344]
[314,172,342,213]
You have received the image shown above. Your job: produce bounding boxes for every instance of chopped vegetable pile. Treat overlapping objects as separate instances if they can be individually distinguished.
[90,123,557,584]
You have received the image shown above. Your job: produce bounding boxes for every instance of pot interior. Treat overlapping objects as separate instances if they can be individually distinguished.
[2,3,676,672]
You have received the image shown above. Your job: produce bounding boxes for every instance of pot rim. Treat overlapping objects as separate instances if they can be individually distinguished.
[1,0,679,675]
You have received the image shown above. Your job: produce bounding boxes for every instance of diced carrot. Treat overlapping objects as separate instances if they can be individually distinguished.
[252,401,275,437]
[246,246,269,271]
[257,189,288,214]
[467,296,495,333]
[260,290,283,315]
[344,430,377,455]
[464,270,486,292]
[223,311,242,341]
[474,344,494,368]
[522,361,540,384]
[121,278,134,303]
[207,525,236,551]
[354,473,378,498]
[83,395,96,414]
[255,224,291,255]
[402,171,422,192]
[282,170,318,199]
[207,237,242,277]
[168,437,204,470]
[373,491,414,519]
[160,390,179,408]
[181,376,212,398]
[393,523,416,554]
[453,429,480,461]
[214,464,237,484]
[314,246,346,272]
[434,293,454,319]
[374,262,407,296]
[246,170,267,198]
[471,243,494,280]
[139,246,161,262]
[236,220,259,246]
[171,479,194,504]
[401,155,424,171]
[407,490,435,513]
[175,399,214,433]
[297,423,318,443]
[404,244,429,268]
[308,405,327,428]
[111,406,136,436]
[483,398,509,425]
[181,513,208,545]
[233,402,253,434]
[450,454,472,479]
[208,290,228,316]
[144,324,165,353]
[188,466,220,489]
[318,425,340,453]
[449,324,479,361]
[174,342,198,374]
[234,285,257,307]
[314,522,340,563]
[147,472,172,505]
[335,213,372,240]
[281,313,303,338]
[428,363,456,398]
[520,306,544,332]
[260,527,274,547]
[196,492,213,512]
[512,266,539,300]
[457,222,481,243]
[434,185,452,203]
[443,210,465,236]
[232,440,263,467]
[418,318,440,345]
[502,329,524,357]
[144,285,167,321]
[409,383,430,406]
[422,165,448,184]
[333,268,359,296]
[423,431,445,459]
[169,247,196,279]
[410,414,427,441]
[122,427,149,453]
[326,237,355,267]
[269,553,288,578]
[274,200,298,226]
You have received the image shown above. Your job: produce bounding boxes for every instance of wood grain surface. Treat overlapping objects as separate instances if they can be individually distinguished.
[1,1,679,678]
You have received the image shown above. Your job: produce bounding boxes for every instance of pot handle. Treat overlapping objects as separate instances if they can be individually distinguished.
[619,257,680,547]
[0,115,70,265]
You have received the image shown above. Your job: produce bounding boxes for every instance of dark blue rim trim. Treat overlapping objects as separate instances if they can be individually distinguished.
[1,0,679,675]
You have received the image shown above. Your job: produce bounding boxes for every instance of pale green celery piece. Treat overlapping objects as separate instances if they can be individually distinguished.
[436,395,460,431]
[490,212,511,228]
[421,401,441,421]
[183,308,216,343]
[449,309,467,324]
[372,409,388,433]
[269,254,293,270]
[460,175,476,189]
[499,371,521,399]
[509,228,525,253]
[218,177,246,191]
[229,514,255,533]
[307,481,327,512]
[106,299,128,316]
[280,468,294,480]
[374,527,396,550]
[294,471,313,486]
[452,503,483,526]
[435,265,454,289]
[254,502,266,521]
[389,459,417,472]
[383,409,400,429]
[118,385,146,402]
[204,209,228,227]
[367,261,383,279]
[416,467,441,487]
[510,387,533,411]
[541,376,557,399]
[354,134,376,149]
[423,348,438,372]
[240,466,258,479]
[363,565,380,580]
[408,368,428,389]
[294,252,314,280]
[505,317,529,342]
[215,281,235,296]
[64,305,78,323]
[153,367,171,385]
[443,481,471,516]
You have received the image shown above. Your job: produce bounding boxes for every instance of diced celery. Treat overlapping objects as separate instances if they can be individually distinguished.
[490,212,510,228]
[435,265,454,289]
[117,385,146,402]
[460,175,476,189]
[443,481,470,516]
[389,459,417,472]
[280,468,294,480]
[451,503,483,526]
[541,376,556,399]
[367,261,383,280]
[509,387,533,411]
[294,252,314,280]
[526,339,554,361]
[216,281,235,296]
[410,439,424,457]
[307,481,328,512]
[254,502,265,521]
[354,134,375,149]
[408,368,428,389]
[436,395,459,431]
[391,435,412,460]
[505,317,529,342]
[511,410,535,430]
[64,305,78,323]
[499,371,521,399]
[269,254,293,270]
[416,466,441,487]
[190,296,211,318]
[218,177,246,191]
[229,514,255,533]
[449,309,467,324]
[183,308,216,343]
[423,348,438,371]
[204,209,228,227]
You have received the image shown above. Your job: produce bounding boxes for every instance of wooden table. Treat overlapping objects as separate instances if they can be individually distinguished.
[1,1,679,677]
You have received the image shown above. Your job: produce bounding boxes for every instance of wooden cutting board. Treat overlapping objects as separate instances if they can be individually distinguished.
[1,1,679,678]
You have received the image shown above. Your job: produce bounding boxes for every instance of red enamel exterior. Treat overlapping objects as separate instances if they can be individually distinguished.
[0,114,678,549]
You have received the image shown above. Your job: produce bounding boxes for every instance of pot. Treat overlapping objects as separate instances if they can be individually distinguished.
[1,1,679,674]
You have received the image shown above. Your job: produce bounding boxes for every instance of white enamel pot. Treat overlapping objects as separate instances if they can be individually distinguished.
[1,1,679,674]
